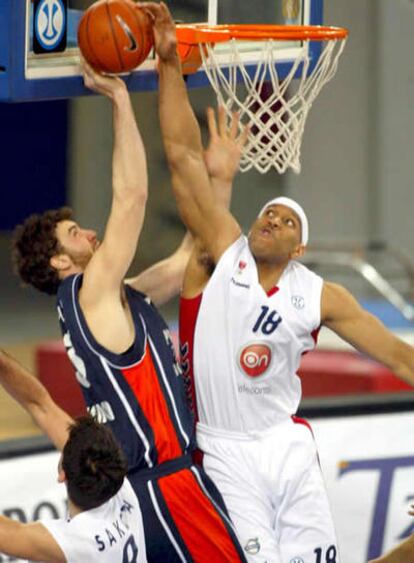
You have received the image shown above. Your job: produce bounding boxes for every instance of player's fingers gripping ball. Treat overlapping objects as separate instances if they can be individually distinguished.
[77,0,154,74]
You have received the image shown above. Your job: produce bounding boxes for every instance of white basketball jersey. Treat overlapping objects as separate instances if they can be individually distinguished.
[192,235,323,432]
[41,478,147,562]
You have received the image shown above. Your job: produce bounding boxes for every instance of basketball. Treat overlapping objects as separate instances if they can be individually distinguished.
[77,0,154,74]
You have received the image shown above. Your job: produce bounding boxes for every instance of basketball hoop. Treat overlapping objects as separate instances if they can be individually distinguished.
[176,25,348,174]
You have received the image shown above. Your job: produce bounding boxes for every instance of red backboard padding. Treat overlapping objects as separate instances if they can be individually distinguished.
[298,350,412,396]
[36,339,412,417]
[36,341,87,418]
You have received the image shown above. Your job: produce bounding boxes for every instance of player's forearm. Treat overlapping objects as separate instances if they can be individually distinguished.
[111,87,148,205]
[334,320,414,387]
[210,177,233,209]
[158,53,204,160]
[0,350,47,412]
[351,323,414,386]
[0,518,65,562]
[388,342,414,386]
[0,350,72,449]
[127,232,194,305]
[0,517,28,559]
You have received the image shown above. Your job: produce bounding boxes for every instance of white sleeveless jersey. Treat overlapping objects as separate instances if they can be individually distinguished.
[192,235,323,433]
[41,478,147,562]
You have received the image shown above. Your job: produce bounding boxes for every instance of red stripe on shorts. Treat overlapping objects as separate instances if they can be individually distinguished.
[122,344,182,463]
[158,469,242,561]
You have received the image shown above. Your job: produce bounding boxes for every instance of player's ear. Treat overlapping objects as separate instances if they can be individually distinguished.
[57,454,66,483]
[291,244,306,259]
[57,467,66,484]
[50,254,72,273]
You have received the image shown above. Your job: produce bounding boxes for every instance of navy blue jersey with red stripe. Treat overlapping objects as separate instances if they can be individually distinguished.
[57,274,196,471]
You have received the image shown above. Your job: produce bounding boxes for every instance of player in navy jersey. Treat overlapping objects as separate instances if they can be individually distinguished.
[0,348,147,562]
[146,2,414,561]
[11,60,246,561]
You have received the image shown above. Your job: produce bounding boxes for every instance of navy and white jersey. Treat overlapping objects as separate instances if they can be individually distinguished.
[180,235,323,433]
[57,274,195,471]
[41,478,147,562]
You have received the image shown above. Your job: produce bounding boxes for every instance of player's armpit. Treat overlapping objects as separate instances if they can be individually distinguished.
[181,240,214,298]
[0,519,66,563]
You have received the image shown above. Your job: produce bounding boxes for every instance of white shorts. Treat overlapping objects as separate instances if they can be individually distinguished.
[197,417,339,563]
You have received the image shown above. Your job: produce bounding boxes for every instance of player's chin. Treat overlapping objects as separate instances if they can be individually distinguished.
[249,238,272,259]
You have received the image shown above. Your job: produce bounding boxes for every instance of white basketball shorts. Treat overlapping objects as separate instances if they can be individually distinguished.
[197,416,339,563]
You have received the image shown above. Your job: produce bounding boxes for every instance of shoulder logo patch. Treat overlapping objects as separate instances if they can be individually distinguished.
[291,295,305,310]
[245,537,260,555]
[237,260,247,274]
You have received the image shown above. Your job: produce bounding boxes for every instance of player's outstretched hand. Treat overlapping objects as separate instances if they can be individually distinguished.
[80,57,126,99]
[204,106,249,181]
[409,504,414,516]
[140,2,177,62]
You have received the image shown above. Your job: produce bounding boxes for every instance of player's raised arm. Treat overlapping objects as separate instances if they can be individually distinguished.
[78,60,148,308]
[142,2,241,264]
[0,518,65,563]
[182,106,247,297]
[0,349,73,451]
[321,282,414,385]
[126,231,193,306]
[128,104,246,302]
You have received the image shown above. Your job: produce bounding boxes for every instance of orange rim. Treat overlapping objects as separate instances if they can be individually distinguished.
[176,24,348,45]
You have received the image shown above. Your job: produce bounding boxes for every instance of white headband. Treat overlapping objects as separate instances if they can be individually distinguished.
[258,196,309,245]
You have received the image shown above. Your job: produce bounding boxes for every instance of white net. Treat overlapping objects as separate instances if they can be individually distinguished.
[199,38,346,174]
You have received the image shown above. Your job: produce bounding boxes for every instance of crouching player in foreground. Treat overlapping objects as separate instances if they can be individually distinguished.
[0,348,146,562]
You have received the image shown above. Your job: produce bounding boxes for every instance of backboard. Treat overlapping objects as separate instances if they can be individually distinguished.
[0,0,322,102]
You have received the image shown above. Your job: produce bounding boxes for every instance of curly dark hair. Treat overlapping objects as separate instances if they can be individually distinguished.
[62,416,128,511]
[11,207,73,295]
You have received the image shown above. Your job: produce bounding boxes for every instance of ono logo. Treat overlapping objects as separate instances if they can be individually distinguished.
[239,342,272,378]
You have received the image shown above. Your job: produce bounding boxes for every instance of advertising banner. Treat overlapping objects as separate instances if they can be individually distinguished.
[313,411,414,563]
[0,412,413,562]
[0,450,65,562]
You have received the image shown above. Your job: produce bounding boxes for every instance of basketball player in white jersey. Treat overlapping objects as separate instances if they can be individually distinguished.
[0,348,147,562]
[144,3,414,561]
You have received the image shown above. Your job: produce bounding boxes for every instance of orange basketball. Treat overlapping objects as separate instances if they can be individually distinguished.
[77,0,154,74]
